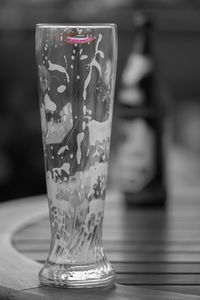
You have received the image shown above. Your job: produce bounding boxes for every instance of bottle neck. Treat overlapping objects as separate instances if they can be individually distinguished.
[133,24,152,55]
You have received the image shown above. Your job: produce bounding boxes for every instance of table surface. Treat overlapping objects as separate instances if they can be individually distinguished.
[1,147,200,299]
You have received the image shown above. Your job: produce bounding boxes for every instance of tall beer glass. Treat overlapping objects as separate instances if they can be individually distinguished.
[35,24,117,287]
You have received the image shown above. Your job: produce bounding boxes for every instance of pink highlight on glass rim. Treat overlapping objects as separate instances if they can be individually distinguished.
[66,35,96,44]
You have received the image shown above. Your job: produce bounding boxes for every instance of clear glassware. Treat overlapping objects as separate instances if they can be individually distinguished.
[35,24,118,288]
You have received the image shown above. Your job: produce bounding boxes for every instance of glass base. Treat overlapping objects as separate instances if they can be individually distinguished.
[39,260,115,288]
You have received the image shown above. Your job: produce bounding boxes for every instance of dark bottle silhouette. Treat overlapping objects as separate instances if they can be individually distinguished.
[117,12,167,206]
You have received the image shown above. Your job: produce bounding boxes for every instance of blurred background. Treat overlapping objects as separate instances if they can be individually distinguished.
[0,0,200,201]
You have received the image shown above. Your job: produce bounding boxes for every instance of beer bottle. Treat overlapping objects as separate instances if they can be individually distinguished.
[117,12,167,206]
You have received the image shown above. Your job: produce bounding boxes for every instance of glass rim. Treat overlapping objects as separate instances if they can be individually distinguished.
[36,23,117,29]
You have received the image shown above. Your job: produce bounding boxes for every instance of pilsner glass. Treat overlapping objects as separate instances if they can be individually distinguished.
[35,24,117,287]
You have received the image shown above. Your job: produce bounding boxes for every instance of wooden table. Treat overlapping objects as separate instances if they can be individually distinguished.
[1,147,200,299]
